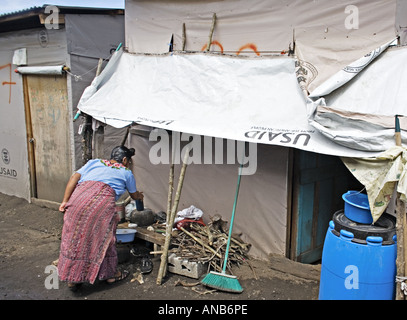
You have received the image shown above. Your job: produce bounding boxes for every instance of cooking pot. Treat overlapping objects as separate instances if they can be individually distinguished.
[129,208,155,226]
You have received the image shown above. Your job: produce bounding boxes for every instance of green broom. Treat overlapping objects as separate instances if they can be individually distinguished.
[201,159,244,293]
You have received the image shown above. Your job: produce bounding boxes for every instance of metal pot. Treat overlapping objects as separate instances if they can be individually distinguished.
[116,199,129,223]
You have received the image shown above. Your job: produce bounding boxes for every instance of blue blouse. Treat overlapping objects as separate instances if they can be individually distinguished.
[76,159,137,200]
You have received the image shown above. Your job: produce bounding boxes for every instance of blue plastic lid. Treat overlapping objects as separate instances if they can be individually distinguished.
[331,210,396,245]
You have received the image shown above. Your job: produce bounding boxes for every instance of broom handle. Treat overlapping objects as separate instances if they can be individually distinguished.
[222,156,244,273]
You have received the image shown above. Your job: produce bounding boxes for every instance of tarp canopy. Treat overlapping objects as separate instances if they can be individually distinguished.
[78,47,398,158]
[77,38,407,158]
[307,41,407,153]
[77,0,403,158]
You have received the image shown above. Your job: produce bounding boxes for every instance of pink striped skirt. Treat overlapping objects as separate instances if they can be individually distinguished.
[58,180,119,284]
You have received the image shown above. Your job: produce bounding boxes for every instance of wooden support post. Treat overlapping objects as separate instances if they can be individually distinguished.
[84,58,104,163]
[82,115,93,165]
[395,114,406,300]
[93,58,105,159]
[396,195,406,300]
[157,148,190,285]
[93,125,104,158]
[161,151,175,277]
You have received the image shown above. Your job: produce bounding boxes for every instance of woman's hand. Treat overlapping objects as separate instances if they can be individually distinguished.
[59,201,68,212]
[59,172,81,213]
[130,191,144,201]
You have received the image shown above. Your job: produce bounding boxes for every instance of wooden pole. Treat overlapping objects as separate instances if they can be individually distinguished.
[96,58,103,76]
[161,148,175,278]
[206,13,217,52]
[167,143,176,221]
[396,195,406,300]
[93,58,104,158]
[395,115,406,300]
[82,115,93,165]
[166,164,175,225]
[182,23,186,51]
[84,58,104,163]
[156,147,190,285]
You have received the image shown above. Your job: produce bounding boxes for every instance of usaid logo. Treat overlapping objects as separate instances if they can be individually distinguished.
[1,148,10,165]
[0,148,17,179]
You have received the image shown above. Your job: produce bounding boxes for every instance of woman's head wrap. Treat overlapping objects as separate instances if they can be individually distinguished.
[110,146,135,163]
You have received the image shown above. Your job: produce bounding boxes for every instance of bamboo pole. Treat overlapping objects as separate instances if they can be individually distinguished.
[161,148,175,277]
[166,163,175,226]
[166,144,176,224]
[156,148,190,285]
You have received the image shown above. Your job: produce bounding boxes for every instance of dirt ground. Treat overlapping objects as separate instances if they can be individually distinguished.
[0,192,320,304]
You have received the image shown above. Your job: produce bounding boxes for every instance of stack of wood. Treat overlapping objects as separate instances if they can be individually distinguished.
[170,214,251,274]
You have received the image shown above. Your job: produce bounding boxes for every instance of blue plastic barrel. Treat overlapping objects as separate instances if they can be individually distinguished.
[319,211,397,300]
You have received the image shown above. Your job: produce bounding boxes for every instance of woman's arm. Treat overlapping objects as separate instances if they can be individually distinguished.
[59,172,81,212]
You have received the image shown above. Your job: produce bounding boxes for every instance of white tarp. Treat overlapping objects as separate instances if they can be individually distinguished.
[77,49,386,158]
[308,43,407,152]
[125,0,397,92]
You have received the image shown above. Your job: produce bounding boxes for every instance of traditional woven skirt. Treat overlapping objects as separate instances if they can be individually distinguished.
[58,180,119,284]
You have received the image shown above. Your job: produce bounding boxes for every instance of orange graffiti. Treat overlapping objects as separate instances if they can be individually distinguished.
[236,43,260,56]
[201,40,224,53]
[0,63,16,103]
[199,40,288,57]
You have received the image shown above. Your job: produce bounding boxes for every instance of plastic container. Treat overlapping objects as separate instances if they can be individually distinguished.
[342,191,373,224]
[116,229,137,243]
[136,199,144,211]
[319,210,397,300]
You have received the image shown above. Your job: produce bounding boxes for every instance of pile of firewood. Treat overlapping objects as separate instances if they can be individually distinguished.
[170,214,251,274]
